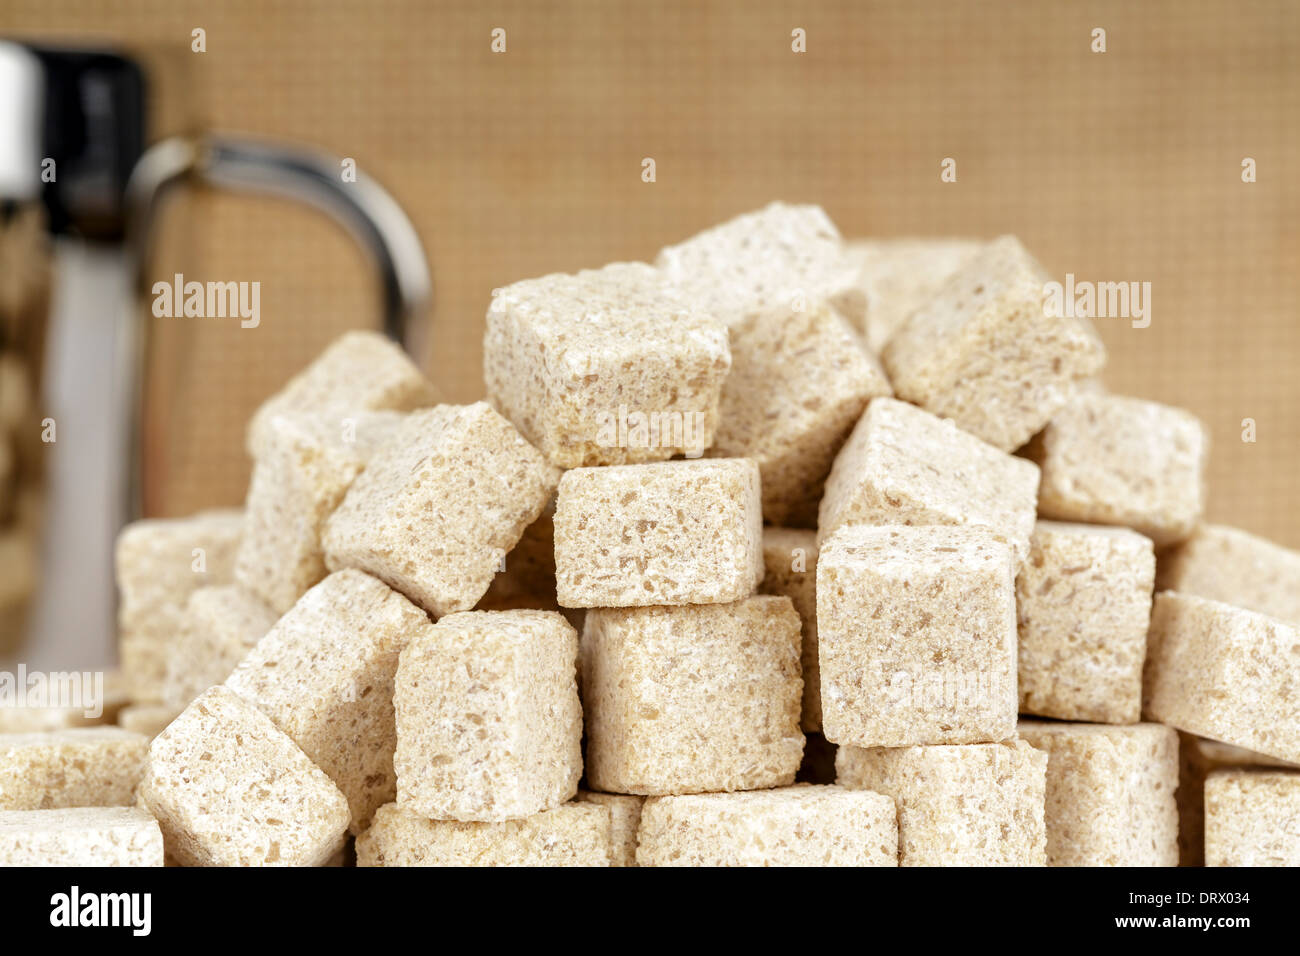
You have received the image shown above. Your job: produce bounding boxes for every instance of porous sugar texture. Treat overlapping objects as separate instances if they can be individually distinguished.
[0,728,149,811]
[236,410,406,613]
[1019,721,1179,867]
[575,790,644,866]
[138,686,350,867]
[816,525,1018,748]
[1144,592,1300,765]
[837,740,1047,866]
[1204,770,1300,867]
[842,237,983,350]
[0,807,164,866]
[553,458,763,608]
[356,802,611,867]
[881,235,1106,451]
[817,397,1039,561]
[1017,522,1155,723]
[1025,392,1208,547]
[161,585,278,709]
[656,202,860,329]
[394,610,582,822]
[245,330,435,455]
[760,527,822,732]
[115,509,244,702]
[322,402,560,617]
[484,261,730,468]
[1157,524,1300,626]
[225,570,433,832]
[635,785,897,867]
[709,303,892,527]
[580,597,803,795]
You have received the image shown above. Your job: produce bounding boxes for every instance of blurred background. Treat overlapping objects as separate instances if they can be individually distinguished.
[1,0,1297,664]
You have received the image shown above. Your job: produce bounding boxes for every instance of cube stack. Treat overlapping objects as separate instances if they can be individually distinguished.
[2,204,1290,866]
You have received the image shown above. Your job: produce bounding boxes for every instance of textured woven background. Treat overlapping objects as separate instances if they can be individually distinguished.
[5,0,1299,542]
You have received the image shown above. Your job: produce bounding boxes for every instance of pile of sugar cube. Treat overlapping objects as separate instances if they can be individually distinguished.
[3,202,1298,867]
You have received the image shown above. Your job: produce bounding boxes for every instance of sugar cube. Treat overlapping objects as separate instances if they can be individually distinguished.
[575,790,644,866]
[1158,523,1300,626]
[759,527,822,731]
[1145,592,1300,764]
[116,704,181,740]
[656,202,859,329]
[710,304,892,526]
[246,330,435,455]
[580,597,803,795]
[818,397,1039,561]
[817,525,1018,748]
[236,410,406,613]
[356,802,611,867]
[837,740,1047,866]
[322,402,559,617]
[394,609,581,822]
[636,785,897,867]
[139,686,350,866]
[1025,393,1208,546]
[553,458,763,608]
[1019,721,1179,866]
[882,235,1106,451]
[225,570,433,832]
[484,261,730,468]
[841,237,983,350]
[0,727,148,810]
[115,509,244,702]
[1204,769,1300,867]
[1017,521,1155,723]
[161,585,278,709]
[0,807,164,866]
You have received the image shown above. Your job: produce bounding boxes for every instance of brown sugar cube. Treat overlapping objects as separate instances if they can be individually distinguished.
[818,397,1039,562]
[1017,521,1156,724]
[881,235,1106,451]
[580,597,803,795]
[760,527,822,732]
[246,330,435,455]
[0,807,165,867]
[1145,592,1300,765]
[656,202,861,329]
[394,610,582,822]
[1158,524,1300,626]
[841,237,983,350]
[0,727,149,810]
[322,402,560,617]
[1019,721,1179,867]
[1176,732,1298,866]
[356,802,611,867]
[138,686,350,866]
[575,791,644,866]
[710,304,892,527]
[635,785,897,867]
[160,585,278,710]
[817,525,1018,748]
[225,570,434,832]
[1204,769,1300,867]
[1024,393,1209,547]
[837,740,1048,866]
[236,410,406,614]
[553,458,763,608]
[484,261,730,468]
[116,704,182,740]
[115,509,244,702]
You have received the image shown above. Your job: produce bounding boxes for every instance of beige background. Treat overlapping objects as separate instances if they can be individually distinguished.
[5,0,1299,542]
